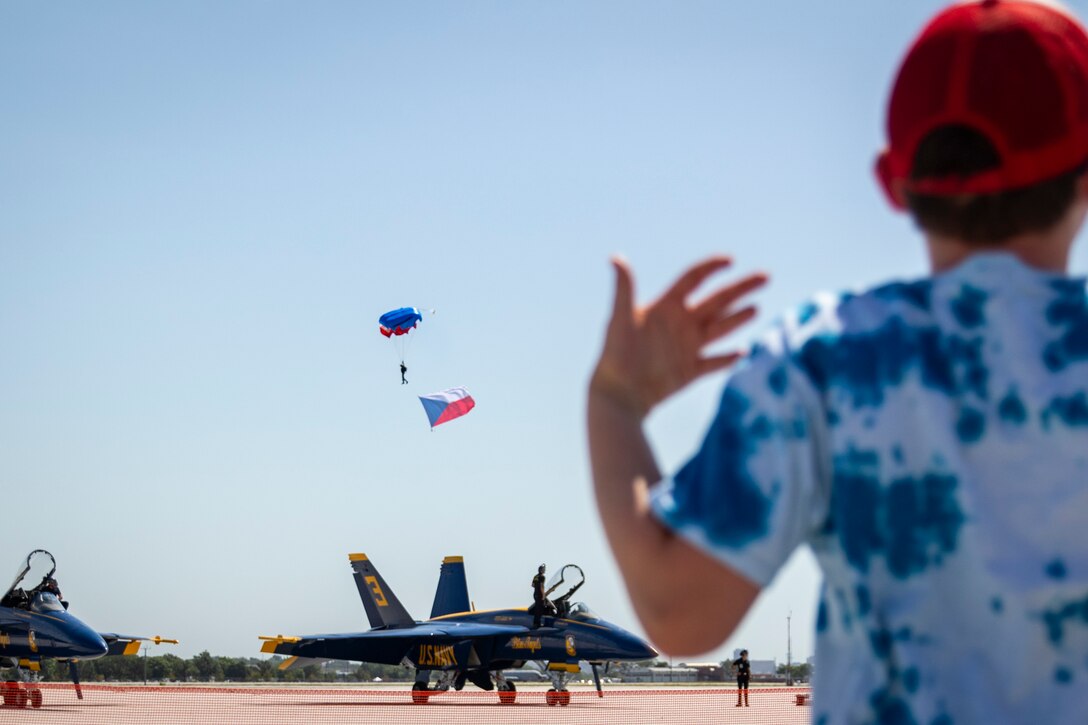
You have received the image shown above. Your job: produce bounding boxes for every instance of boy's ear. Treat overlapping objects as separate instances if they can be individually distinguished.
[875,150,908,211]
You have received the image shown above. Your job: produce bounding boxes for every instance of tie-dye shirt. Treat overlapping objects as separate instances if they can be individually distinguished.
[650,253,1088,724]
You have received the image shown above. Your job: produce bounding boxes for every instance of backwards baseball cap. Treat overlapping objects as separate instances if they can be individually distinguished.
[877,0,1088,209]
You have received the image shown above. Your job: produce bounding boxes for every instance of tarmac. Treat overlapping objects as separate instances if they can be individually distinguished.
[0,683,814,724]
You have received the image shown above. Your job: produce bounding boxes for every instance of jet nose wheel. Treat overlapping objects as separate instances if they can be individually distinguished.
[497,681,516,704]
[411,683,430,705]
[28,688,42,709]
[2,682,27,708]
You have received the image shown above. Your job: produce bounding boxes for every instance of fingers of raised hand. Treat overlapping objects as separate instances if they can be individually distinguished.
[692,272,768,322]
[663,256,734,303]
[696,352,744,377]
[598,256,764,409]
[609,256,636,321]
[702,305,758,344]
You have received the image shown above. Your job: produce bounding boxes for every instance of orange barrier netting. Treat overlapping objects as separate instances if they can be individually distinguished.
[0,684,814,724]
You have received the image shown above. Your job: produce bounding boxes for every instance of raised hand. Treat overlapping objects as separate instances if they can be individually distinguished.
[590,255,768,418]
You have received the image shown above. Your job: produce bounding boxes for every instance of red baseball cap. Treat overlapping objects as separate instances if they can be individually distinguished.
[877,0,1088,209]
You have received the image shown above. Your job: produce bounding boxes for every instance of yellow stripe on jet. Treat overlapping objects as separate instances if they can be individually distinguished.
[348,553,368,562]
[429,607,529,621]
[121,641,142,656]
[278,656,299,671]
[442,556,463,563]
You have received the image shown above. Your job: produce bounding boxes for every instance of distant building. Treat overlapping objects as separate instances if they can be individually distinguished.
[622,666,697,683]
[681,662,725,682]
[748,659,777,676]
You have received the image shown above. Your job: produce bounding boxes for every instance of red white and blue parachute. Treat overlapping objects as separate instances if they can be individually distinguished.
[379,307,426,364]
[379,307,424,338]
[419,387,475,429]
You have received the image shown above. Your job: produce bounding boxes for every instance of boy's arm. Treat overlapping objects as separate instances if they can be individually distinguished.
[588,256,766,656]
[588,392,759,655]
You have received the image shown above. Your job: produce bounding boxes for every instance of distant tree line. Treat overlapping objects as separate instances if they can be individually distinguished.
[30,654,812,685]
[776,662,813,681]
[33,653,414,684]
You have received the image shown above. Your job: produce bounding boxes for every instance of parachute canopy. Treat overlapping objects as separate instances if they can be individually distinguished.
[419,387,476,429]
[379,307,424,338]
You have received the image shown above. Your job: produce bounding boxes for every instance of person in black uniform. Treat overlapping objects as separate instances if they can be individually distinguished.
[531,564,547,628]
[732,649,751,707]
[400,362,408,385]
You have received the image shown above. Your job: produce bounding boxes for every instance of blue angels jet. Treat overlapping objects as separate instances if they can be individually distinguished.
[0,550,177,708]
[260,554,656,705]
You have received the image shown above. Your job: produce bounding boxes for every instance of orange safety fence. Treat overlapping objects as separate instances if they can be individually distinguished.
[0,683,814,724]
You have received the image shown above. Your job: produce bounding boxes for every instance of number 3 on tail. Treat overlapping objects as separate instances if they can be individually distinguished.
[365,576,389,606]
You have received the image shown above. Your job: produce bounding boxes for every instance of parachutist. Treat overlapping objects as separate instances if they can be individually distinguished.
[380,308,423,384]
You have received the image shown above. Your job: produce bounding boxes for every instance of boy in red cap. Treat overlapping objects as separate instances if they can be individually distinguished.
[588,1,1088,722]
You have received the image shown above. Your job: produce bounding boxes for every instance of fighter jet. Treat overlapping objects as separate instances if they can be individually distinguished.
[260,554,656,705]
[0,550,176,708]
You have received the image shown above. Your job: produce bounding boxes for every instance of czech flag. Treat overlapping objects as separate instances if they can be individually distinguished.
[419,387,476,430]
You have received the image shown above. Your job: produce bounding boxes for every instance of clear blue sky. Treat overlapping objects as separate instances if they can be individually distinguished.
[4,0,1088,666]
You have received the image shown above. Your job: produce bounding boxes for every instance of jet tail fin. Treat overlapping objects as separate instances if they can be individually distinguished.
[349,553,414,628]
[430,556,471,618]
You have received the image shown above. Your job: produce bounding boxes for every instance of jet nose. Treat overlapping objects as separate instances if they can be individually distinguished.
[623,631,658,660]
[71,624,108,659]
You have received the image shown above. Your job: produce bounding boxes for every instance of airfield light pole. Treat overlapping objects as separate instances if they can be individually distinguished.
[786,612,793,687]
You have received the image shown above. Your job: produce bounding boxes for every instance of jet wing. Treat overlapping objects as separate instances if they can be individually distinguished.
[260,622,529,666]
[274,656,332,672]
[99,634,179,656]
[263,622,528,646]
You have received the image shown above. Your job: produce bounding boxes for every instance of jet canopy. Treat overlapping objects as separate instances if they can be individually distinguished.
[31,592,66,614]
[5,550,55,599]
[544,564,587,618]
[2,550,61,610]
[566,601,600,621]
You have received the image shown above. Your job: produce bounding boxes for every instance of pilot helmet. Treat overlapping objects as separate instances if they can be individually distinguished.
[538,564,546,574]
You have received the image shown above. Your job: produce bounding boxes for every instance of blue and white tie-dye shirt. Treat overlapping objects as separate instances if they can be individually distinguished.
[650,253,1088,725]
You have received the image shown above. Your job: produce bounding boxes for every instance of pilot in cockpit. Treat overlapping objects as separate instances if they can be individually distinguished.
[29,576,69,610]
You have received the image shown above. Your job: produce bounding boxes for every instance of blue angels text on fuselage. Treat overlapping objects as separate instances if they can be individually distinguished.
[260,553,656,705]
[0,550,176,708]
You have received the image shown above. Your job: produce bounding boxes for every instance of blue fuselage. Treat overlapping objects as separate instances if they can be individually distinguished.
[417,607,656,671]
[0,602,108,662]
[286,606,657,673]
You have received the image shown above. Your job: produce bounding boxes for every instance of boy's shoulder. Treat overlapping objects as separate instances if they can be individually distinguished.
[744,255,1088,404]
[760,255,1086,359]
[751,276,937,361]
